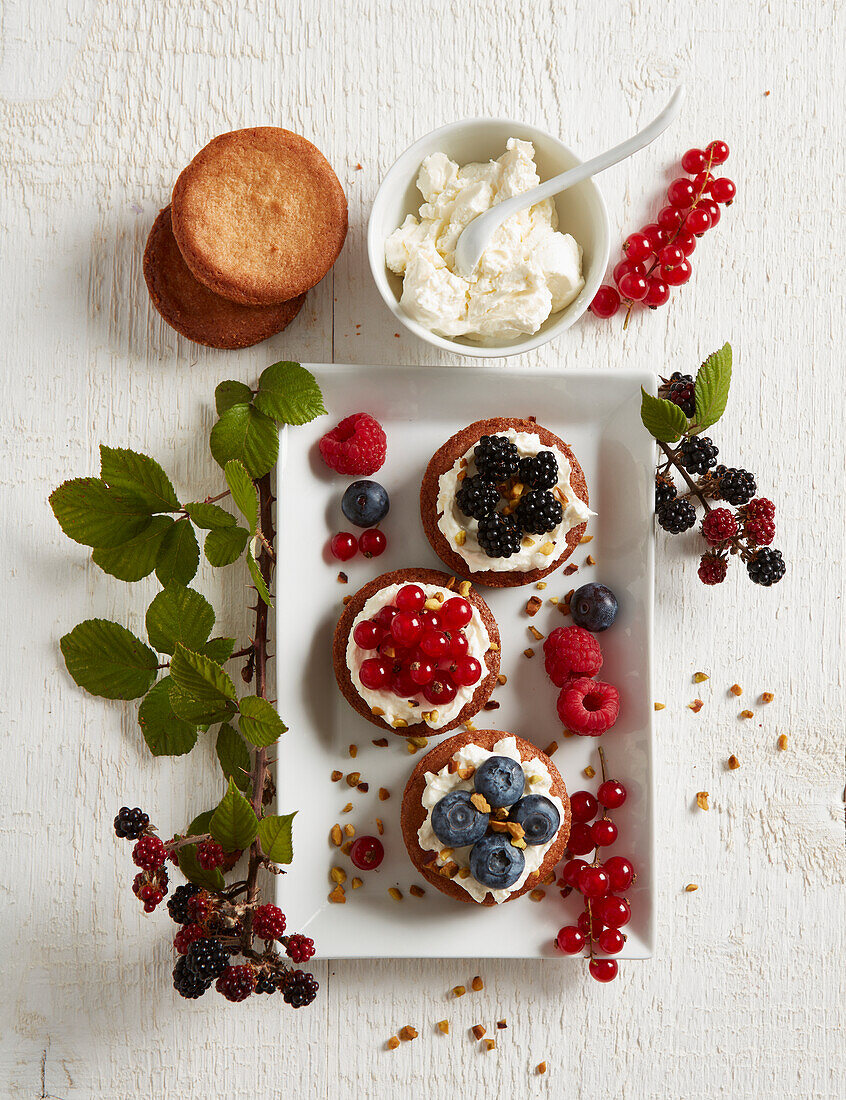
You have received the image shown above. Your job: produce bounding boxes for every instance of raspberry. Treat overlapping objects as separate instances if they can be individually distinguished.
[174,923,206,955]
[167,883,200,925]
[474,435,519,482]
[281,969,319,1008]
[173,955,211,999]
[515,490,562,534]
[744,515,775,545]
[518,451,559,490]
[679,436,719,475]
[132,835,166,870]
[114,806,149,840]
[196,840,225,870]
[216,964,256,1003]
[701,507,739,545]
[476,513,521,558]
[254,969,279,994]
[285,934,316,963]
[543,626,603,687]
[747,547,786,586]
[698,553,728,585]
[716,467,757,505]
[557,677,620,736]
[318,413,386,475]
[744,497,775,522]
[655,475,677,510]
[252,903,287,941]
[185,937,230,982]
[455,475,499,520]
[657,498,696,534]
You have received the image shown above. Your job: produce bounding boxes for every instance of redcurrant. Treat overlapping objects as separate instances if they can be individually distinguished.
[685,207,711,235]
[667,177,696,208]
[589,958,618,982]
[657,243,685,268]
[589,284,620,318]
[657,205,685,231]
[359,658,391,690]
[358,528,386,558]
[395,584,425,611]
[617,272,648,302]
[597,927,626,955]
[597,780,627,809]
[603,855,635,892]
[705,139,730,165]
[578,865,611,898]
[560,858,589,888]
[710,177,736,204]
[353,621,383,650]
[390,611,423,647]
[622,232,652,262]
[644,277,670,308]
[591,819,618,847]
[450,656,482,687]
[567,822,596,856]
[662,260,692,286]
[420,629,449,659]
[330,532,357,561]
[349,835,384,870]
[596,895,631,928]
[556,925,586,954]
[423,672,457,705]
[569,790,598,824]
[681,147,707,174]
[441,597,472,630]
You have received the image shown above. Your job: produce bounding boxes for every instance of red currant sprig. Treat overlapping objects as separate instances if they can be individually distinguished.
[590,140,735,325]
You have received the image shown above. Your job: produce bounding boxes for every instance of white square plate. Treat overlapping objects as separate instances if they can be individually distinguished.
[275,364,655,959]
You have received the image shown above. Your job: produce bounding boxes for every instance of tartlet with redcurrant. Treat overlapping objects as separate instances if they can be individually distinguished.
[332,568,501,736]
[420,418,592,587]
[402,729,571,905]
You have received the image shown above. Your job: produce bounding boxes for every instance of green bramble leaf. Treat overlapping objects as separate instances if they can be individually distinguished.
[146,585,215,655]
[137,677,198,756]
[91,515,174,581]
[247,547,273,607]
[168,683,233,726]
[209,403,278,478]
[178,810,226,890]
[215,380,254,416]
[216,723,251,790]
[155,518,199,586]
[184,502,237,529]
[640,388,689,443]
[99,446,179,512]
[60,619,158,699]
[224,460,258,534]
[202,636,236,662]
[210,778,259,851]
[257,813,296,865]
[49,478,154,549]
[253,361,326,426]
[238,695,287,748]
[204,525,250,567]
[170,644,237,708]
[692,343,732,434]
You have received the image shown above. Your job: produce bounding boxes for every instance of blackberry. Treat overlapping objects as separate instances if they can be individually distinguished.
[167,883,201,925]
[476,513,522,558]
[185,937,230,982]
[679,435,719,475]
[255,969,279,995]
[252,903,287,941]
[518,450,559,490]
[655,475,677,510]
[668,379,695,417]
[281,969,319,1008]
[455,475,499,520]
[285,934,315,963]
[216,964,256,1003]
[173,955,211,1000]
[668,372,694,384]
[474,435,519,482]
[515,490,562,535]
[114,806,149,840]
[747,547,786,586]
[657,498,696,534]
[717,467,757,506]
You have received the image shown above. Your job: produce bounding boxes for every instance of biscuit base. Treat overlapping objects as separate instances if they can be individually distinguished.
[401,729,571,905]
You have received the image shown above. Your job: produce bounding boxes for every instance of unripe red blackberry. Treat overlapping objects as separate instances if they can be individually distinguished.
[252,903,287,941]
[281,969,319,1008]
[132,835,166,870]
[744,497,775,522]
[701,507,738,545]
[698,553,728,585]
[196,840,225,870]
[174,923,205,955]
[285,934,316,963]
[216,964,256,1003]
[744,515,775,545]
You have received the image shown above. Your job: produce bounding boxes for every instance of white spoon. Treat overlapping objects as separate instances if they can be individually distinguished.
[452,86,686,278]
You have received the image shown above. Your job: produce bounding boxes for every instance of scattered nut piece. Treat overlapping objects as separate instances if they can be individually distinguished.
[337,571,348,584]
[387,1036,399,1050]
[693,672,709,683]
[585,554,596,566]
[761,692,774,704]
[689,699,704,713]
[492,807,509,820]
[423,597,441,611]
[583,765,596,779]
[330,866,347,885]
[777,734,788,751]
[536,1062,547,1075]
[398,1026,417,1041]
[455,530,467,547]
[539,541,556,556]
[409,884,425,897]
[372,737,389,747]
[511,837,527,849]
[456,469,467,483]
[497,1019,507,1029]
[406,740,419,754]
[470,793,491,814]
[458,764,476,780]
[549,596,559,604]
[388,887,403,901]
[471,1025,486,1040]
[488,642,500,652]
[378,787,390,801]
[521,535,535,547]
[348,744,358,758]
[371,706,385,717]
[330,824,342,846]
[696,791,710,811]
[471,975,484,991]
[341,840,354,855]
[331,770,343,782]
[375,818,384,835]
[357,782,369,793]
[393,718,408,729]
[343,823,355,837]
[328,885,346,903]
[453,985,466,997]
[483,700,501,711]
[445,576,456,589]
[410,735,429,749]
[559,602,571,616]
[563,563,578,576]
[437,1019,449,1034]
[525,596,543,616]
[351,877,363,889]
[342,595,353,605]
[458,867,471,878]
[685,883,699,892]
[579,534,594,544]
[730,683,743,696]
[654,702,665,711]
[458,580,472,598]
[536,581,548,590]
[528,625,545,641]
[739,709,754,719]
[529,888,546,902]
[346,772,361,787]
[544,740,559,755]
[463,719,476,731]
[439,847,454,861]
[342,802,353,813]
[439,861,459,878]
[524,647,535,659]
[728,754,740,770]
[484,1039,496,1052]
[497,673,508,685]
[447,758,459,773]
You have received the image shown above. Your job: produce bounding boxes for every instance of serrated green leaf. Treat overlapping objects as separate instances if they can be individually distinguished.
[224,460,258,534]
[99,445,180,511]
[169,682,234,725]
[238,695,287,748]
[49,478,154,549]
[204,525,250,567]
[60,619,158,699]
[693,343,733,434]
[253,361,327,426]
[203,637,236,662]
[170,644,237,706]
[137,677,198,756]
[216,723,252,790]
[155,518,199,586]
[640,388,689,443]
[215,380,254,416]
[210,778,258,851]
[257,813,296,864]
[177,811,226,889]
[209,404,278,478]
[146,585,215,655]
[184,502,237,529]
[247,547,273,607]
[91,515,174,581]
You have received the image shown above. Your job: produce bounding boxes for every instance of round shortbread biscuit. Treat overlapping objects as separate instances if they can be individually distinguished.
[171,127,347,305]
[401,728,571,905]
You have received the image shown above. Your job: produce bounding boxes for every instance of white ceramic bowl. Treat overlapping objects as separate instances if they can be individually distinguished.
[367,117,610,358]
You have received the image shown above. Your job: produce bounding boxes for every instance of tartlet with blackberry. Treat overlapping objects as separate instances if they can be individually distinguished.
[420,418,592,587]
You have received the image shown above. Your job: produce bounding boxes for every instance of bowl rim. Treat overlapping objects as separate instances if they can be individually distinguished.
[366,115,610,358]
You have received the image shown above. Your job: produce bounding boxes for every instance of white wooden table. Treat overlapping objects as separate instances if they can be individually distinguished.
[2,1,843,1097]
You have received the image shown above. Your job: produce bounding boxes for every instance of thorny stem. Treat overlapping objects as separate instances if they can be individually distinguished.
[155,645,254,673]
[166,832,212,852]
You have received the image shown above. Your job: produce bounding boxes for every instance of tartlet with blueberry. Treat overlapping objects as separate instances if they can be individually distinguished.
[332,568,501,736]
[420,418,592,587]
[401,729,571,905]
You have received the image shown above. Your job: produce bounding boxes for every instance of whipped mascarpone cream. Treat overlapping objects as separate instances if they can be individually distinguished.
[385,139,584,344]
[436,428,593,573]
[417,736,565,904]
[345,582,491,730]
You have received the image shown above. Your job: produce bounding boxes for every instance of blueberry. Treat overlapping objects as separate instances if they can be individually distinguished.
[469,833,525,890]
[508,795,560,845]
[569,583,618,633]
[341,480,390,528]
[430,791,489,847]
[474,756,525,809]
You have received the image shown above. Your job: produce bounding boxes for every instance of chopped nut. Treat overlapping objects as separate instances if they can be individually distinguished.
[437,1019,449,1034]
[343,823,355,837]
[458,580,472,597]
[559,602,571,616]
[471,975,483,991]
[728,754,740,770]
[583,765,596,779]
[398,1025,417,1041]
[777,734,788,751]
[342,595,353,605]
[536,1062,547,1075]
[372,737,389,747]
[525,595,543,616]
[528,625,545,641]
[654,702,665,711]
[471,1024,486,1040]
[458,867,471,878]
[337,571,348,584]
[685,883,699,892]
[331,770,343,782]
[351,877,363,889]
[330,824,342,846]
[371,706,385,717]
[541,871,555,885]
[482,700,501,711]
[484,1039,496,1052]
[564,588,575,602]
[348,744,358,758]
[549,596,559,604]
[689,699,704,713]
[529,888,546,901]
[357,782,369,793]
[563,563,578,576]
[490,820,510,833]
[378,787,390,801]
[330,866,347,885]
[524,647,535,659]
[446,576,456,589]
[521,535,535,547]
[346,772,361,787]
[439,861,459,878]
[447,758,459,773]
[387,1036,399,1050]
[740,709,754,719]
[497,673,508,685]
[456,469,467,482]
[341,840,354,855]
[455,530,467,547]
[421,709,438,723]
[511,837,527,849]
[693,672,709,684]
[410,735,429,749]
[328,885,346,903]
[730,683,743,696]
[393,718,408,729]
[439,847,454,861]
[457,764,476,780]
[488,641,499,652]
[423,598,442,611]
[761,692,775,704]
[496,1019,507,1029]
[375,817,384,835]
[492,807,509,820]
[342,802,353,813]
[409,884,425,897]
[539,540,556,555]
[696,791,710,811]
[406,739,418,753]
[453,985,466,997]
[470,793,491,814]
[536,581,548,590]
[579,534,594,544]
[388,887,403,901]
[585,554,596,566]
[544,740,559,755]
